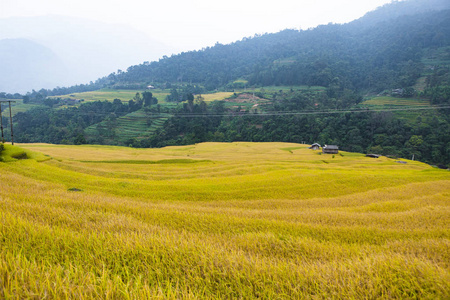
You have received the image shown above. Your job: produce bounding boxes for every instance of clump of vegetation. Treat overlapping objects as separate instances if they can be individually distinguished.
[12,152,28,160]
[0,144,48,162]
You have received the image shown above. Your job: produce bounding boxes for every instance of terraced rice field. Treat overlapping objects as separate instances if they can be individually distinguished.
[50,89,170,103]
[84,110,171,143]
[237,85,327,92]
[360,96,436,123]
[0,142,449,299]
[361,96,430,107]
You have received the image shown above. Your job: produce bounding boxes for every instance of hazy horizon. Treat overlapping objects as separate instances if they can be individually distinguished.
[1,0,395,54]
[0,0,397,93]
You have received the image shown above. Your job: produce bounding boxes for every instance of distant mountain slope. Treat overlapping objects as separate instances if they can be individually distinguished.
[113,0,450,92]
[0,15,172,93]
[0,38,68,93]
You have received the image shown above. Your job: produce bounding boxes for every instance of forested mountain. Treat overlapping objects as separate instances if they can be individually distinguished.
[3,0,450,167]
[111,0,450,92]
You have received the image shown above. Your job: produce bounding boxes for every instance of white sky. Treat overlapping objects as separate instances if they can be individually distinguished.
[0,0,395,52]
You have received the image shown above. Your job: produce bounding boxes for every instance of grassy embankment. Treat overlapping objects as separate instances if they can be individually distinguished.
[1,142,449,299]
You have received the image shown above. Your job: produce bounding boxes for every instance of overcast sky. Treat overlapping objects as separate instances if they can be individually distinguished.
[1,0,395,52]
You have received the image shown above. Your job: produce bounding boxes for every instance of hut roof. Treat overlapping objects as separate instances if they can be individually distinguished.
[324,145,338,150]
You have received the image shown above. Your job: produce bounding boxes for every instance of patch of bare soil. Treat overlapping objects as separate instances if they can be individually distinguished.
[225,93,265,103]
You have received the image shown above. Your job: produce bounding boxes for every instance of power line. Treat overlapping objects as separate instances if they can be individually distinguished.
[0,100,16,144]
[139,105,450,118]
[6,103,450,119]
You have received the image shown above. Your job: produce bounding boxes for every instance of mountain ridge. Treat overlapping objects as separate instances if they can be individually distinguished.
[108,4,449,93]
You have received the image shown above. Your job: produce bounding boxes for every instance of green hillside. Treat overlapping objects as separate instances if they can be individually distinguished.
[3,0,450,167]
[361,96,430,107]
[112,3,450,92]
[0,99,45,116]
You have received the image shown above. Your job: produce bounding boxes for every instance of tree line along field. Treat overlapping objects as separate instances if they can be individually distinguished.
[0,142,449,299]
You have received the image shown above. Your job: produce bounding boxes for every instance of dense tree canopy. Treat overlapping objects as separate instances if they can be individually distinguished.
[109,6,449,93]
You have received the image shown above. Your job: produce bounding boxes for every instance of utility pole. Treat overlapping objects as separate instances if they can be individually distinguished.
[0,100,15,145]
[0,102,4,143]
[9,101,14,145]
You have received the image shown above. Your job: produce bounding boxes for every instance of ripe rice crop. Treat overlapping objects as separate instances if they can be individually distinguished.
[1,142,449,299]
[49,89,170,103]
[199,92,234,102]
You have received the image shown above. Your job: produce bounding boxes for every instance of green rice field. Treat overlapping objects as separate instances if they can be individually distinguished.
[359,96,436,123]
[361,96,430,107]
[84,110,172,143]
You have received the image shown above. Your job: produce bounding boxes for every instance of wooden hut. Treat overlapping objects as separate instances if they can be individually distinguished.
[322,145,339,154]
[309,143,321,150]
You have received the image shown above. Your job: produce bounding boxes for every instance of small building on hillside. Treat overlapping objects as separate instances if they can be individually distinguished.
[323,145,339,154]
[309,143,321,150]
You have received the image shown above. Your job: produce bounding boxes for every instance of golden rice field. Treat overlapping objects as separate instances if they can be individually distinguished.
[0,142,449,299]
[198,92,234,102]
[49,89,170,103]
[50,89,233,104]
